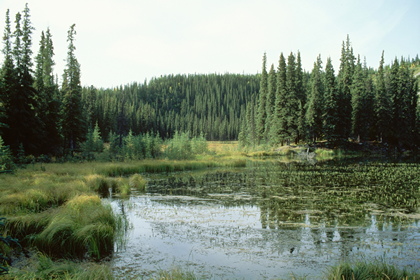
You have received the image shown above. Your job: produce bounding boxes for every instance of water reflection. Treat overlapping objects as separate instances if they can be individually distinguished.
[111,163,420,279]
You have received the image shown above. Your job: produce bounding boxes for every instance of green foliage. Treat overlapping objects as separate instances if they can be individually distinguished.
[61,24,86,155]
[81,122,104,159]
[7,253,113,280]
[129,174,147,191]
[0,136,15,171]
[326,260,419,280]
[0,218,20,276]
[34,195,118,259]
[164,131,193,160]
[164,131,209,160]
[305,55,324,142]
[155,266,198,280]
[256,53,269,144]
[191,132,208,155]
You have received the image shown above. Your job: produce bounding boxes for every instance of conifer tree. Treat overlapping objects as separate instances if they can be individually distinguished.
[256,53,268,144]
[295,51,306,141]
[61,24,85,154]
[285,52,300,144]
[265,64,276,141]
[34,28,61,155]
[374,51,391,142]
[5,6,40,154]
[0,10,15,136]
[388,58,418,148]
[323,57,339,142]
[271,53,287,145]
[336,35,355,141]
[351,56,366,141]
[305,55,324,142]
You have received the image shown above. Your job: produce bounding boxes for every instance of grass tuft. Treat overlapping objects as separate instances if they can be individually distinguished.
[129,174,147,191]
[326,260,420,280]
[5,253,113,280]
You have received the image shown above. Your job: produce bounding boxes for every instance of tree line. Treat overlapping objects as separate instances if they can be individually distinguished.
[239,36,419,150]
[0,5,84,158]
[83,74,259,143]
[0,5,419,162]
[0,4,260,160]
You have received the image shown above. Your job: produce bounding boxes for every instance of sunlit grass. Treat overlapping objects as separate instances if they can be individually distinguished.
[34,194,118,259]
[129,173,147,191]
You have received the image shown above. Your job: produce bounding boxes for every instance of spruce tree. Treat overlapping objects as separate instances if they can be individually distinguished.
[271,53,287,145]
[61,24,85,154]
[336,35,355,141]
[350,56,365,141]
[256,53,268,144]
[5,6,40,154]
[388,58,418,148]
[323,57,339,142]
[295,51,306,141]
[265,64,276,141]
[374,51,391,143]
[0,10,15,136]
[285,52,300,144]
[305,55,324,142]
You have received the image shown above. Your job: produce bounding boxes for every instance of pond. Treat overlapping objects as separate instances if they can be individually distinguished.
[109,160,420,279]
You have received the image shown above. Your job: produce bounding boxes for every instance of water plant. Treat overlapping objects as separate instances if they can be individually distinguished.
[326,260,420,280]
[33,195,118,259]
[0,218,20,276]
[129,173,147,191]
[4,253,113,280]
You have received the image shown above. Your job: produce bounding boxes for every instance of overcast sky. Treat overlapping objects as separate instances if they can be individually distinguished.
[0,0,419,88]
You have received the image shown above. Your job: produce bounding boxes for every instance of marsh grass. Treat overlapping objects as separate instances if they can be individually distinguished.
[326,260,420,280]
[154,266,198,280]
[5,253,113,280]
[98,160,220,176]
[129,174,147,191]
[34,195,118,259]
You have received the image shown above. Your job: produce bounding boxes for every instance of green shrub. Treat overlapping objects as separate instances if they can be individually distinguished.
[164,131,194,160]
[0,137,15,172]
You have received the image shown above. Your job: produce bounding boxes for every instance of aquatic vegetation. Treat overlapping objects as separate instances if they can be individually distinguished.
[5,253,113,280]
[34,195,118,259]
[129,173,147,191]
[98,160,219,176]
[154,266,199,280]
[326,260,420,280]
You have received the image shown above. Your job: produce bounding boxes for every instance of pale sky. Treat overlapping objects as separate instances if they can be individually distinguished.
[0,0,419,88]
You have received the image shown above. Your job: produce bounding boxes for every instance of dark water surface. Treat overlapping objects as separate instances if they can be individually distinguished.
[110,161,420,279]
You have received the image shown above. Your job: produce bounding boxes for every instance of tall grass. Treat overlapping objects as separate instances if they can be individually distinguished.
[326,260,419,280]
[5,253,113,280]
[34,195,118,259]
[98,160,219,176]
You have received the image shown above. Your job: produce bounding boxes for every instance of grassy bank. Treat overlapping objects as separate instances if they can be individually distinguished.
[0,144,249,277]
[1,142,417,278]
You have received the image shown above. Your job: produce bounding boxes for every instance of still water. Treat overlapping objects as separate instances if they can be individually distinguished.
[110,162,420,279]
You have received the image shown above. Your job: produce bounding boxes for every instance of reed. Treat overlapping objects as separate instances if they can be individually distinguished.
[326,260,419,280]
[98,160,219,176]
[154,266,198,280]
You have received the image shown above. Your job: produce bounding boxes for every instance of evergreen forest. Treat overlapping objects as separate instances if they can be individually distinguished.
[0,5,419,163]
